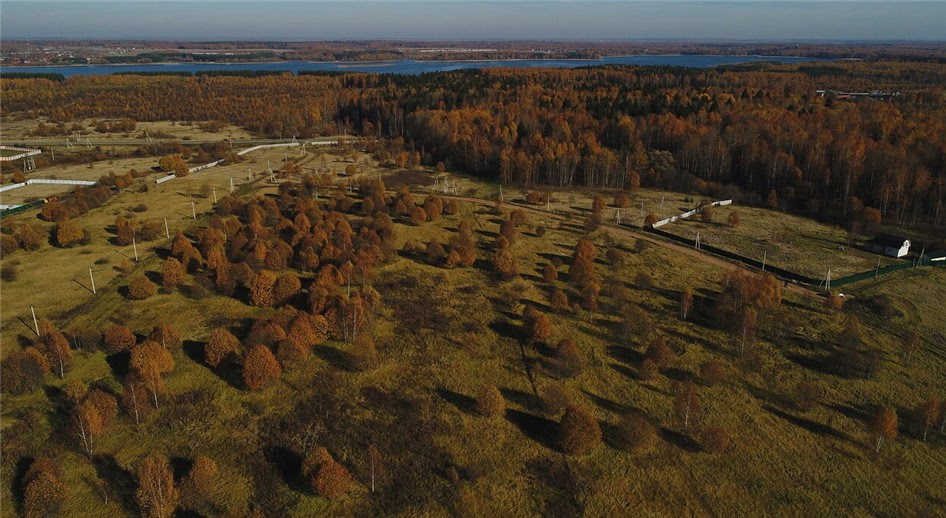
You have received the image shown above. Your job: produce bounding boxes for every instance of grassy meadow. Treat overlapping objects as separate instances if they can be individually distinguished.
[1,139,944,517]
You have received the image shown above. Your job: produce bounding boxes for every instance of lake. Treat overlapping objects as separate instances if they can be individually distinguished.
[0,55,827,77]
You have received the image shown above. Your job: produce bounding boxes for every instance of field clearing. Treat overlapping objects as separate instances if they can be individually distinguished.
[0,118,255,143]
[663,203,904,279]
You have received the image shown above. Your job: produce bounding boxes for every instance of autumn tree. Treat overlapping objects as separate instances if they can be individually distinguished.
[528,312,553,343]
[474,385,506,418]
[180,456,219,515]
[39,319,72,379]
[243,345,281,390]
[492,248,518,280]
[617,414,657,452]
[129,341,175,408]
[54,218,84,248]
[637,359,659,382]
[71,400,103,456]
[550,288,569,313]
[680,285,694,320]
[204,329,239,368]
[303,448,352,499]
[23,458,67,518]
[869,406,898,453]
[87,389,119,427]
[700,359,728,387]
[128,275,158,300]
[543,263,559,283]
[559,405,602,455]
[103,324,136,353]
[249,270,277,307]
[727,211,741,227]
[644,213,659,227]
[1,347,49,395]
[161,257,185,288]
[148,323,182,350]
[554,338,582,377]
[736,307,758,356]
[645,337,675,368]
[273,272,301,306]
[674,381,701,431]
[136,453,179,518]
[158,154,189,177]
[122,376,151,425]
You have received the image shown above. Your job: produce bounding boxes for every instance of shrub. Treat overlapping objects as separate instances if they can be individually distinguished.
[132,203,149,213]
[554,338,582,377]
[700,360,728,386]
[617,415,658,452]
[0,347,49,395]
[127,275,157,300]
[103,325,136,353]
[634,272,653,290]
[243,345,281,390]
[0,234,18,254]
[474,385,506,418]
[205,329,239,368]
[276,338,308,370]
[559,405,602,455]
[54,219,84,248]
[543,263,558,283]
[637,359,659,381]
[541,383,573,416]
[162,257,186,288]
[645,337,675,368]
[304,448,352,499]
[1,264,17,281]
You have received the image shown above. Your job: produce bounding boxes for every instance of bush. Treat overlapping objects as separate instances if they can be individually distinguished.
[634,272,653,290]
[132,203,149,213]
[54,219,84,248]
[700,360,728,386]
[540,383,572,417]
[617,414,657,452]
[559,405,602,455]
[1,264,17,281]
[474,385,506,418]
[242,345,281,390]
[304,448,352,499]
[0,347,49,395]
[127,275,157,299]
[0,234,18,254]
[103,325,136,353]
[554,338,582,377]
[205,329,239,367]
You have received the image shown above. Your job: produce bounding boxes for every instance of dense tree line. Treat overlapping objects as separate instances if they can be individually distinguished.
[3,62,944,226]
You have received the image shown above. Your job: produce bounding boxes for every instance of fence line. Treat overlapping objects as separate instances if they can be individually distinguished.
[651,199,732,228]
[156,142,304,184]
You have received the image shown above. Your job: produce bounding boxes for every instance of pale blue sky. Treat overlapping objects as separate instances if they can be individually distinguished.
[2,1,944,41]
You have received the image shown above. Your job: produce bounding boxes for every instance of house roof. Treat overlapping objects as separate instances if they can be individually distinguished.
[870,234,909,248]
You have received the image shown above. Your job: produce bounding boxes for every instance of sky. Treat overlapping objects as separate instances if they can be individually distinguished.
[1,1,944,41]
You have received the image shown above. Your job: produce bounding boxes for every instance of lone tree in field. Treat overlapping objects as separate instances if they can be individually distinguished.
[869,406,898,453]
[243,345,281,390]
[148,323,182,350]
[727,211,741,227]
[492,248,518,280]
[161,258,185,288]
[128,275,158,300]
[129,341,175,408]
[644,213,659,227]
[181,456,219,515]
[303,448,352,499]
[543,263,559,283]
[205,329,239,368]
[559,405,602,455]
[674,381,702,431]
[54,218,84,248]
[555,338,583,377]
[550,289,569,314]
[136,453,179,518]
[474,385,506,418]
[680,286,694,320]
[645,337,676,368]
[529,312,553,344]
[23,458,67,518]
[158,154,189,177]
[39,320,72,379]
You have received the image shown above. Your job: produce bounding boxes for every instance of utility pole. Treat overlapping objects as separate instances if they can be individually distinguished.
[191,201,196,220]
[230,177,235,193]
[30,305,40,336]
[875,255,881,277]
[164,218,170,240]
[212,186,217,203]
[132,235,139,262]
[762,250,767,271]
[695,230,701,251]
[89,267,96,294]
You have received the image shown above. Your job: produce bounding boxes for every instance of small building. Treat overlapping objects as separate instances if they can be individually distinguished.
[867,234,910,258]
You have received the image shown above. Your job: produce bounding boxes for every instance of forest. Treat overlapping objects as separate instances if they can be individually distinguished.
[3,60,944,231]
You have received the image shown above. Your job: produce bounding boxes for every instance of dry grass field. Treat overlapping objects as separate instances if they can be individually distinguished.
[1,138,944,516]
[664,203,904,279]
[0,117,254,144]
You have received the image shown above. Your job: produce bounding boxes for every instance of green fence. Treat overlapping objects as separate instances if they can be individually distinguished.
[0,200,44,217]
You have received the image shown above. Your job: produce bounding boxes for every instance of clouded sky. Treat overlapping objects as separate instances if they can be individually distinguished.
[2,1,944,41]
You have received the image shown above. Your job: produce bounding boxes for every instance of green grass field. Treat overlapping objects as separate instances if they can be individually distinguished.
[1,143,944,516]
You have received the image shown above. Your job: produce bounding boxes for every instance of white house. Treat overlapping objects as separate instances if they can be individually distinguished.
[867,234,910,258]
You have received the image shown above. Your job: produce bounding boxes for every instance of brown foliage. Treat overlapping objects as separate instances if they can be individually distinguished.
[205,329,240,367]
[243,344,281,390]
[127,275,157,300]
[680,285,694,320]
[475,385,506,418]
[550,289,569,313]
[249,270,278,307]
[87,389,119,427]
[727,210,741,227]
[136,454,179,518]
[674,381,702,431]
[103,324,136,353]
[617,415,658,452]
[23,458,67,518]
[161,257,185,288]
[559,405,602,455]
[554,338,583,377]
[181,456,219,514]
[130,341,175,407]
[276,338,309,370]
[637,359,659,382]
[1,347,49,394]
[869,406,898,452]
[542,263,559,283]
[492,248,518,280]
[304,448,352,499]
[645,337,675,368]
[644,213,659,227]
[273,273,302,306]
[148,323,182,350]
[54,218,84,248]
[700,360,729,387]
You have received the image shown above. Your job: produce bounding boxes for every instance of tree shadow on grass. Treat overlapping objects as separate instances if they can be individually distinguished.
[786,353,839,377]
[92,454,138,514]
[659,428,702,453]
[489,320,527,343]
[312,344,355,373]
[582,390,632,415]
[609,362,638,381]
[9,456,33,515]
[105,350,131,378]
[170,456,193,483]
[506,409,559,451]
[763,405,852,443]
[606,345,643,365]
[436,388,476,416]
[263,446,304,491]
[500,387,542,412]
